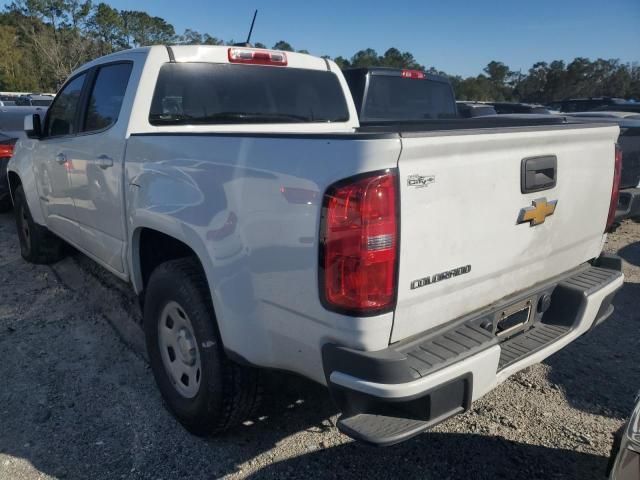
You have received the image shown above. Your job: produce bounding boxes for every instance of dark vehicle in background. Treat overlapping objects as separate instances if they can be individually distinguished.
[456,101,497,118]
[549,97,629,113]
[342,67,458,122]
[564,112,640,222]
[0,132,18,211]
[608,393,640,480]
[594,103,640,115]
[0,105,45,211]
[488,102,551,115]
[568,111,640,121]
[15,94,53,107]
[0,105,47,135]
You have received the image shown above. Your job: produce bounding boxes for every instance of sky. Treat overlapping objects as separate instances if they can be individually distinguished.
[6,0,640,77]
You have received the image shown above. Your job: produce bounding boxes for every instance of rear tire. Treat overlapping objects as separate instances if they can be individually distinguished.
[0,194,11,212]
[13,185,66,264]
[143,257,261,435]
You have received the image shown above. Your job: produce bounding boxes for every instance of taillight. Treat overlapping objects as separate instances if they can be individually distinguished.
[320,170,398,315]
[228,48,287,66]
[0,143,14,158]
[606,145,623,232]
[401,69,426,79]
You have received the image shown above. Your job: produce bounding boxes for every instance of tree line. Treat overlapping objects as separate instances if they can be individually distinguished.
[0,0,638,103]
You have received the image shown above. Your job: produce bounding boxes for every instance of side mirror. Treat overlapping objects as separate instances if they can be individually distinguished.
[24,114,42,139]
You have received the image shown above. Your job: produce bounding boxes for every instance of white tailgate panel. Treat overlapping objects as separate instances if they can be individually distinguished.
[391,125,619,343]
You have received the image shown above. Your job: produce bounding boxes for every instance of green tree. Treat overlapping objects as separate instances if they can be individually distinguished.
[121,10,174,47]
[350,48,380,68]
[380,47,423,70]
[333,56,350,69]
[88,2,124,54]
[6,0,94,87]
[272,40,293,51]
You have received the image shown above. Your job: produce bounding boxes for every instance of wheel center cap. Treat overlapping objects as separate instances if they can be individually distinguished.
[176,328,196,365]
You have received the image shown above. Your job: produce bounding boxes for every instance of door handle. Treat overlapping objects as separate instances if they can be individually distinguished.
[55,153,67,165]
[97,155,114,169]
[521,155,557,193]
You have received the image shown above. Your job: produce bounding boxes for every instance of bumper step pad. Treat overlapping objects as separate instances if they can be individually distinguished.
[498,323,569,369]
[338,414,430,447]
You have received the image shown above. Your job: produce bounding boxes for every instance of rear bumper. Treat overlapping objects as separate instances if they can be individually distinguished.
[322,255,624,446]
[616,187,640,222]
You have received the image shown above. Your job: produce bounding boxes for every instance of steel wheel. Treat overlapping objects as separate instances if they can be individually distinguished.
[158,301,202,399]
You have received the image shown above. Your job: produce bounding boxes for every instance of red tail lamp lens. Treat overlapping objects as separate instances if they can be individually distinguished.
[320,170,398,314]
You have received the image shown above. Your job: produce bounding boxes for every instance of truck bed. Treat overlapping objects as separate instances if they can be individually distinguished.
[356,115,590,134]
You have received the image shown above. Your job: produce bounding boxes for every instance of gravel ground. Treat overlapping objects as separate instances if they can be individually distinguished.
[0,210,639,480]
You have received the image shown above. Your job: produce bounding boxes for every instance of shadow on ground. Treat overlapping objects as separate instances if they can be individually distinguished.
[546,240,640,418]
[0,371,611,480]
[245,429,608,480]
[618,240,640,267]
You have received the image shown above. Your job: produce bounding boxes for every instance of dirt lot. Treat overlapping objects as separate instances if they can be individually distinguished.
[0,210,639,480]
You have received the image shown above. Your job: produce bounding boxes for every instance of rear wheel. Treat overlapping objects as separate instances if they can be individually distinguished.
[13,185,66,264]
[0,194,11,212]
[143,257,261,435]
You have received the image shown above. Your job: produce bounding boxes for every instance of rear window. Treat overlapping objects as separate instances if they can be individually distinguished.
[362,76,457,122]
[149,63,350,125]
[31,99,52,106]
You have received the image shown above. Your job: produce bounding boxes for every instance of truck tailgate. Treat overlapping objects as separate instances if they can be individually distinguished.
[392,124,619,343]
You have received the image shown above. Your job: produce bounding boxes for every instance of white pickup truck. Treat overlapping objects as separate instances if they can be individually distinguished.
[7,45,625,445]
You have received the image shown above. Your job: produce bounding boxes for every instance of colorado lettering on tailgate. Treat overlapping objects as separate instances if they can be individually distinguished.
[410,265,472,290]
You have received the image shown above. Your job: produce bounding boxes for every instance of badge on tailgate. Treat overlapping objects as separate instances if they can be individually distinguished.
[517,197,557,226]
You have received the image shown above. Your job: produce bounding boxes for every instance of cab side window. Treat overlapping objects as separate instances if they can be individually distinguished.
[83,63,133,132]
[45,73,87,137]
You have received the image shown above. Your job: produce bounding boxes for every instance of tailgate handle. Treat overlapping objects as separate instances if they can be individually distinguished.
[521,155,557,193]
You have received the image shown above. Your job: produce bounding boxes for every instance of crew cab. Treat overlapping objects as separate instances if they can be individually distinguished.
[6,46,624,446]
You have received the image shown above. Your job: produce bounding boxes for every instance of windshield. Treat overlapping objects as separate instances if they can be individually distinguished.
[361,76,457,122]
[150,63,350,125]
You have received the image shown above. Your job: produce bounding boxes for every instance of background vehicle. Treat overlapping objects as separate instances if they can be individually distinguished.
[0,132,17,211]
[568,111,640,120]
[456,101,497,118]
[608,392,640,480]
[551,97,630,113]
[0,106,47,136]
[0,106,38,212]
[488,102,551,114]
[15,94,53,107]
[7,45,624,446]
[342,67,458,121]
[563,112,640,222]
[594,103,640,114]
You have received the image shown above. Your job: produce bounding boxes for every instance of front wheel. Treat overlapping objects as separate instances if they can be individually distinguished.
[143,257,261,435]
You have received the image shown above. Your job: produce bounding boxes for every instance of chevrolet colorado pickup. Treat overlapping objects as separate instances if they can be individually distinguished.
[7,46,625,445]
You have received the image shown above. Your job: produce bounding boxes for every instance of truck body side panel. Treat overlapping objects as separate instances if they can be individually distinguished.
[124,134,401,383]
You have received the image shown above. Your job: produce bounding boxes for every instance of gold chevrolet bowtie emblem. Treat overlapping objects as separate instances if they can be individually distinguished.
[517,198,558,226]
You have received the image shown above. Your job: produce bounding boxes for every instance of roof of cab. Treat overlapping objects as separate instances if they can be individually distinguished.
[72,45,333,76]
[166,45,331,71]
[343,66,451,84]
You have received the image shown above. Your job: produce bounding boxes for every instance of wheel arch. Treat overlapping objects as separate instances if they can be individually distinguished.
[7,171,21,204]
[7,147,46,225]
[132,226,209,294]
